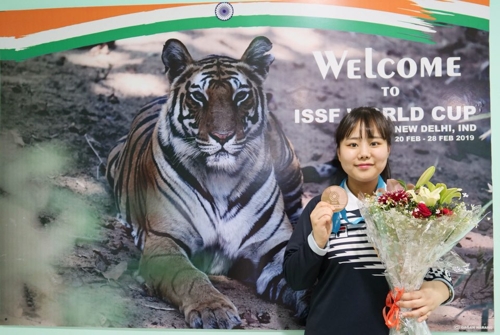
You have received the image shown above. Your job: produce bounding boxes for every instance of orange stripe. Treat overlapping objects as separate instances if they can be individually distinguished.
[460,0,489,6]
[2,0,485,38]
[0,4,189,38]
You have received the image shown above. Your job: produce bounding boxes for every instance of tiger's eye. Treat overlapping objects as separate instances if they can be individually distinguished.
[234,91,249,103]
[190,91,206,104]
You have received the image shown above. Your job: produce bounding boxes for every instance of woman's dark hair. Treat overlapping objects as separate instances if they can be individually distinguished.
[330,107,394,184]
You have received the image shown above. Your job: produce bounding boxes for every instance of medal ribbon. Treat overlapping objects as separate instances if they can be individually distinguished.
[331,176,386,234]
[383,287,405,330]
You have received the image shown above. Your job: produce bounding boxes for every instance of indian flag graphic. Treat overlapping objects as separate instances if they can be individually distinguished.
[0,0,489,60]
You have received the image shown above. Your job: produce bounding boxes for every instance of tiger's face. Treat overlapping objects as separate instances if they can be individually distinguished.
[182,69,261,169]
[160,38,275,172]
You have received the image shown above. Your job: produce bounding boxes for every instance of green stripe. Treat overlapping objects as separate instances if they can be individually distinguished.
[0,15,439,61]
[426,10,489,31]
[236,16,433,43]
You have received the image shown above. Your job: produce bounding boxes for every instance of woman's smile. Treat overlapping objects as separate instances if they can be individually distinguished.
[355,163,374,169]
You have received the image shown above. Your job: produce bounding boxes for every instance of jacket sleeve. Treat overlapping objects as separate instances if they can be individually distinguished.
[424,268,455,304]
[283,196,327,290]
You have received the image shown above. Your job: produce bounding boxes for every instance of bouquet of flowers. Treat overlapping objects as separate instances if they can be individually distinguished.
[358,166,483,335]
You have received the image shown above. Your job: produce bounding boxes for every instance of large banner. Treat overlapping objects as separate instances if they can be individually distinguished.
[0,1,493,333]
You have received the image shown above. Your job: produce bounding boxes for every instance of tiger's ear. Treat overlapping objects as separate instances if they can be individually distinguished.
[162,39,193,83]
[241,36,275,79]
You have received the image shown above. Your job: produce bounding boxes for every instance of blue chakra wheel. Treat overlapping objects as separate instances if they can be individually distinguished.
[215,2,234,21]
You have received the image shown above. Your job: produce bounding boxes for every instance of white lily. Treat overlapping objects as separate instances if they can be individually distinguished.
[407,186,444,207]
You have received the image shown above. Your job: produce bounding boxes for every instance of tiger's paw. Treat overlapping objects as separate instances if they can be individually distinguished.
[279,288,310,322]
[185,298,241,329]
[294,289,310,321]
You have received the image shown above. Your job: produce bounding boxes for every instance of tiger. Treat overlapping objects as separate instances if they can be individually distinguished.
[106,36,308,329]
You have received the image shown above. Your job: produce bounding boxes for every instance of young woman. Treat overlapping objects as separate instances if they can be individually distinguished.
[283,107,453,335]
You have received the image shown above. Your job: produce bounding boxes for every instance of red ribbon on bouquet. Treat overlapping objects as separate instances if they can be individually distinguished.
[383,287,405,330]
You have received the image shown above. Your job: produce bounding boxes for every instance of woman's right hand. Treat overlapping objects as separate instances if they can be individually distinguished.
[310,201,337,248]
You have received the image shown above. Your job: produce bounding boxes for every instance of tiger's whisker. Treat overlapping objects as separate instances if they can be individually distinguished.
[84,133,104,178]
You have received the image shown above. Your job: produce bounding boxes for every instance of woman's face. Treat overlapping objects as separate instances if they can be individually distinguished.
[337,121,390,187]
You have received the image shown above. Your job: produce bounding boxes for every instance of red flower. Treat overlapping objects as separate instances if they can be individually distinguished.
[412,202,432,218]
[441,208,453,216]
[378,190,410,206]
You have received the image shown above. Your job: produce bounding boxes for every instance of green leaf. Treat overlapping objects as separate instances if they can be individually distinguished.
[440,188,462,204]
[437,183,448,201]
[435,183,447,191]
[425,181,437,191]
[415,166,435,189]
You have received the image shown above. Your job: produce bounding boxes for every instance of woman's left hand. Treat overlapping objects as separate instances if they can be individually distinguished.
[397,281,450,322]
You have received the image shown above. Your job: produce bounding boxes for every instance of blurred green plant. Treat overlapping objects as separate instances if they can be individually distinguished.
[0,134,124,326]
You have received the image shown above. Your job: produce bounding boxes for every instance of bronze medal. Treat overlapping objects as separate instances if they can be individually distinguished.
[321,186,348,213]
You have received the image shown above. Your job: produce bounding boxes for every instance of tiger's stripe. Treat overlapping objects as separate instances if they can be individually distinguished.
[106,37,307,329]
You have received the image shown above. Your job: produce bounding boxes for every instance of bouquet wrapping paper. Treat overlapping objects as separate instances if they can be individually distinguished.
[358,167,483,335]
